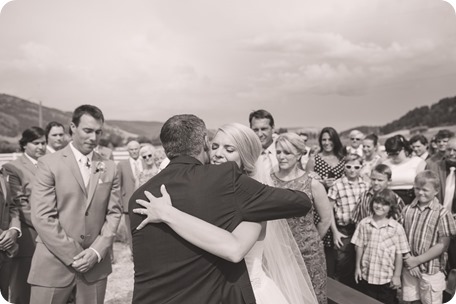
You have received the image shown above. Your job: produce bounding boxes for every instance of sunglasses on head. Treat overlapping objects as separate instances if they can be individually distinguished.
[142,154,153,159]
[345,165,361,170]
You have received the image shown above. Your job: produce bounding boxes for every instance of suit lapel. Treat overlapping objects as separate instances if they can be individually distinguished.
[86,153,102,210]
[20,155,37,175]
[439,161,447,196]
[62,146,87,196]
[126,160,135,183]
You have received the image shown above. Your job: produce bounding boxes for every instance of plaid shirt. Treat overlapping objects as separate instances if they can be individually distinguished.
[328,176,367,226]
[352,189,406,225]
[402,197,456,274]
[352,217,410,285]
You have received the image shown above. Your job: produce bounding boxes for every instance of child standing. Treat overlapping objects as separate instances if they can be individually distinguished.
[402,170,456,304]
[352,189,410,304]
[352,164,405,225]
[328,153,368,288]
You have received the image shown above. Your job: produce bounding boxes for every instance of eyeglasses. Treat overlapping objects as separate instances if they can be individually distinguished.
[350,138,361,141]
[345,165,361,170]
[142,154,153,159]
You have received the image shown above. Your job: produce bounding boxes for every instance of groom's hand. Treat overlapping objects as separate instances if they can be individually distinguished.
[133,184,172,230]
[72,249,98,273]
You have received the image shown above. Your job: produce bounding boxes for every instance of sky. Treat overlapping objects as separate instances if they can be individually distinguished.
[0,0,455,131]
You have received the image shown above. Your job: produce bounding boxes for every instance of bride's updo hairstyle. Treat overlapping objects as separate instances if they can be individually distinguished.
[217,123,261,176]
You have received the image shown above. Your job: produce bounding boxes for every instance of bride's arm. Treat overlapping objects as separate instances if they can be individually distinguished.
[133,185,263,263]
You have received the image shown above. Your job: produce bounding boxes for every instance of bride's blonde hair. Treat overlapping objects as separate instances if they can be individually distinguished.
[217,123,261,176]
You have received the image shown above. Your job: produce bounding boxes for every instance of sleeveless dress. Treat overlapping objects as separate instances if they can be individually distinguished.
[313,154,345,248]
[271,173,328,304]
[244,240,290,304]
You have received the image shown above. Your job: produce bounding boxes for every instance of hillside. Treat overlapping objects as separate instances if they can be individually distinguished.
[340,96,456,136]
[0,94,162,147]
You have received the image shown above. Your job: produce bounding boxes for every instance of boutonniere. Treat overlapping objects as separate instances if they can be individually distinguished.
[93,161,107,174]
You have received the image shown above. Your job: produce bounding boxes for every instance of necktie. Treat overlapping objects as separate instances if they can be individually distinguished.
[80,156,91,187]
[443,167,455,212]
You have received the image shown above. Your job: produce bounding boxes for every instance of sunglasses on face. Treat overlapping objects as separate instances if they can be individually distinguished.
[350,138,361,141]
[345,165,361,170]
[142,154,153,159]
[386,151,400,156]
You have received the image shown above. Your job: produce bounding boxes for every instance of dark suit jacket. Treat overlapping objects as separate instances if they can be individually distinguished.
[427,160,456,213]
[3,156,38,257]
[117,159,136,213]
[129,156,312,304]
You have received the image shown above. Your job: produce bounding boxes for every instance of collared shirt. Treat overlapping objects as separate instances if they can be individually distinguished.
[352,217,410,285]
[352,188,406,224]
[419,151,429,160]
[24,153,38,167]
[347,145,363,157]
[328,176,367,226]
[46,146,56,154]
[402,197,456,274]
[129,157,143,175]
[68,143,101,262]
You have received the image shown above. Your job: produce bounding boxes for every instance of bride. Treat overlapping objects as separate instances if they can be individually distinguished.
[133,123,318,304]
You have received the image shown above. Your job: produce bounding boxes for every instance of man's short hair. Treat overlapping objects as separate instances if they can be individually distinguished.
[372,163,392,180]
[160,114,207,159]
[70,105,104,135]
[409,134,428,146]
[45,121,64,141]
[248,109,275,128]
[435,129,454,140]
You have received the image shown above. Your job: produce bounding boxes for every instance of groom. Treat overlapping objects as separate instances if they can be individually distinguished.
[129,114,313,304]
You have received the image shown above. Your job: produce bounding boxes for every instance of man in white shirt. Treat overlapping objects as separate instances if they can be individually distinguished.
[346,130,364,157]
[28,105,121,304]
[249,109,278,177]
[117,140,143,251]
[45,121,66,154]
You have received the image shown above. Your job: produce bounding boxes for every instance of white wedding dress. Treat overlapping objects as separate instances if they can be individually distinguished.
[244,240,290,304]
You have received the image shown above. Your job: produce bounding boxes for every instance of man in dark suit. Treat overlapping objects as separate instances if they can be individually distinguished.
[0,168,21,300]
[129,114,312,304]
[427,137,456,269]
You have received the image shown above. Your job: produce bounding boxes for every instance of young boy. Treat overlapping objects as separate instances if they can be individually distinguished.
[402,170,456,304]
[328,153,368,288]
[352,164,405,225]
[352,189,410,304]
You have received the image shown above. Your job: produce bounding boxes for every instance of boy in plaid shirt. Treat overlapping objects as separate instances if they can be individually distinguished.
[402,170,456,304]
[328,153,367,288]
[352,189,409,304]
[352,164,405,225]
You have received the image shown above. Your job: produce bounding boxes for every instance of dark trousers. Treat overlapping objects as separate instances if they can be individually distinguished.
[334,224,356,289]
[10,256,32,304]
[325,246,336,279]
[0,257,11,301]
[448,238,456,270]
[358,280,398,304]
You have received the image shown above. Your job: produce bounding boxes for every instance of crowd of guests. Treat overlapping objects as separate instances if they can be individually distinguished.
[0,106,455,304]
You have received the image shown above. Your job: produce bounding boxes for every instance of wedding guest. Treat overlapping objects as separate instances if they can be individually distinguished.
[2,126,46,304]
[249,109,278,180]
[409,134,430,160]
[153,147,167,173]
[28,105,122,304]
[352,189,409,304]
[45,121,66,153]
[427,129,454,167]
[352,164,405,225]
[0,168,21,300]
[306,126,346,278]
[270,132,331,304]
[382,135,426,205]
[117,140,143,251]
[402,171,456,304]
[94,139,114,160]
[426,137,456,270]
[359,134,383,184]
[138,144,156,185]
[328,153,368,289]
[346,130,364,157]
[296,129,311,169]
[429,136,438,156]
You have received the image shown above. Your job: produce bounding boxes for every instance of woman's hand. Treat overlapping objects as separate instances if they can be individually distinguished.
[133,184,173,230]
[323,177,335,188]
[332,228,347,249]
